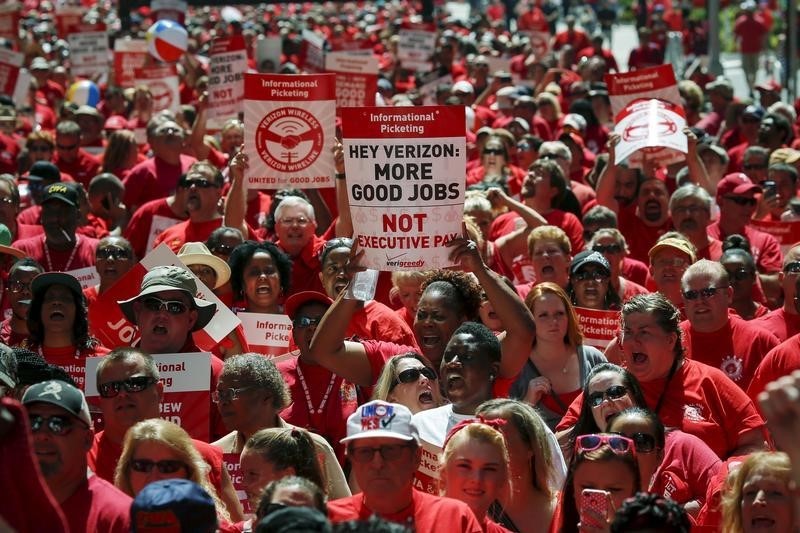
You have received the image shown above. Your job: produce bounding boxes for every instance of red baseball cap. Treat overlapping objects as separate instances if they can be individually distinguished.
[104,115,128,130]
[756,80,781,93]
[716,173,762,200]
[284,291,333,320]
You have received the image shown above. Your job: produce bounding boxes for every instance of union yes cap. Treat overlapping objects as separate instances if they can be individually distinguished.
[340,400,418,444]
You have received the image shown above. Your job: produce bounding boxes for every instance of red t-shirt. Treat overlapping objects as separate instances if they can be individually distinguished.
[491,209,584,256]
[752,307,800,343]
[706,221,783,274]
[747,333,800,403]
[621,257,650,287]
[395,306,415,331]
[53,149,102,188]
[123,197,187,260]
[123,154,197,210]
[465,165,527,197]
[17,204,42,226]
[619,208,672,264]
[556,359,766,459]
[553,30,590,52]
[351,301,419,348]
[734,14,769,53]
[680,315,779,391]
[0,317,27,347]
[0,132,19,174]
[652,429,723,507]
[621,278,649,301]
[516,7,549,31]
[696,238,724,262]
[153,217,225,253]
[327,489,483,531]
[276,235,327,297]
[32,343,109,390]
[13,234,99,272]
[61,475,131,533]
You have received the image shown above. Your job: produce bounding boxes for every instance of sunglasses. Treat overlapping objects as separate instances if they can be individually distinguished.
[29,414,82,436]
[392,366,437,388]
[483,148,504,155]
[592,244,622,255]
[211,244,235,256]
[130,459,187,474]
[784,261,800,274]
[142,297,190,315]
[98,375,157,398]
[539,153,566,161]
[212,385,258,404]
[682,286,726,301]
[178,178,217,189]
[612,431,657,453]
[573,270,609,282]
[725,196,757,207]
[56,143,79,150]
[725,269,753,281]
[96,246,132,260]
[348,443,413,464]
[588,385,628,407]
[575,434,635,455]
[8,280,31,294]
[293,316,321,329]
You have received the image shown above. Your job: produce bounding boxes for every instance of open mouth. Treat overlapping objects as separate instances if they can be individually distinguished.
[256,285,272,295]
[541,265,555,275]
[420,335,440,348]
[49,310,65,320]
[446,374,465,390]
[418,389,435,405]
[152,324,168,335]
[631,352,648,365]
[750,517,776,529]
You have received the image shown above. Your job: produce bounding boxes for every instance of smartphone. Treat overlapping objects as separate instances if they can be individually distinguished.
[762,180,777,199]
[579,489,612,528]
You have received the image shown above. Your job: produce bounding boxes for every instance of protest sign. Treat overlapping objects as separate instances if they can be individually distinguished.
[243,73,336,190]
[0,3,20,40]
[88,243,241,351]
[255,36,282,72]
[151,0,187,25]
[55,6,104,36]
[0,48,24,98]
[325,51,378,110]
[66,266,99,290]
[418,74,452,105]
[524,31,551,58]
[342,106,466,270]
[85,352,212,441]
[68,31,110,78]
[485,56,511,76]
[749,219,800,255]
[605,64,687,168]
[207,35,247,130]
[237,312,292,357]
[134,64,180,114]
[575,307,620,349]
[146,214,184,252]
[223,454,252,514]
[301,29,326,73]
[113,39,148,88]
[397,28,437,72]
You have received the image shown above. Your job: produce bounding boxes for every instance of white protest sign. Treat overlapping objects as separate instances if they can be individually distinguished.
[325,51,378,109]
[0,48,24,99]
[418,74,452,105]
[237,312,292,357]
[134,65,180,114]
[524,31,551,57]
[114,39,148,88]
[485,55,511,75]
[605,64,687,168]
[208,35,248,130]
[147,214,183,252]
[342,106,466,270]
[85,352,211,441]
[243,73,336,190]
[255,36,282,72]
[397,29,437,72]
[67,266,99,290]
[68,31,110,78]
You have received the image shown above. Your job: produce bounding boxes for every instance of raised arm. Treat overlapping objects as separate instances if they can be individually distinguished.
[187,91,211,160]
[684,128,713,194]
[333,139,353,237]
[595,133,621,213]
[223,146,250,238]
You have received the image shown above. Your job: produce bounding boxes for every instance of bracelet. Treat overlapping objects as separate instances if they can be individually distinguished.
[335,173,346,180]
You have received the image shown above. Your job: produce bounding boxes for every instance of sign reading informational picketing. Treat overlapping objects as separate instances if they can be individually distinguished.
[342,106,466,270]
[749,219,800,255]
[223,454,252,514]
[397,28,437,72]
[575,307,620,349]
[207,35,247,130]
[87,244,241,351]
[0,3,20,40]
[243,73,336,190]
[85,353,211,441]
[325,51,378,110]
[605,64,687,168]
[113,39,148,88]
[237,312,292,357]
[66,266,99,290]
[68,31,110,78]
[134,65,180,113]
[0,48,24,98]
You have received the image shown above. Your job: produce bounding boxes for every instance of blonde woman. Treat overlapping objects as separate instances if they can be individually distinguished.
[721,452,796,533]
[372,352,443,414]
[115,419,231,523]
[440,420,512,533]
[101,129,140,180]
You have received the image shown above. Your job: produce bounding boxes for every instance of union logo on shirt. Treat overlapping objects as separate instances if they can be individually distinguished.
[682,403,706,422]
[721,355,744,382]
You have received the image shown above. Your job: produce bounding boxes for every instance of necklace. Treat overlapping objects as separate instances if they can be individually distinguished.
[296,363,336,416]
[43,234,80,272]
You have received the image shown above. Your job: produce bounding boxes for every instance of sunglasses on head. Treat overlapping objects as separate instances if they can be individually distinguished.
[592,244,622,255]
[130,459,187,474]
[575,433,635,455]
[142,297,190,315]
[178,178,216,189]
[96,246,131,260]
[29,414,82,436]
[682,286,726,301]
[98,375,156,398]
[588,385,628,407]
[612,431,657,453]
[725,196,757,207]
[392,366,437,388]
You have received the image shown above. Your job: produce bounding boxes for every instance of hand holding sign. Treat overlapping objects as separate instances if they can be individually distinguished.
[447,232,485,274]
[333,138,345,174]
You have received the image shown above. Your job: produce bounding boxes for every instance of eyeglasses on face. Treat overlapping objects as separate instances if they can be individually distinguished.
[130,459,187,474]
[743,162,768,170]
[575,433,635,455]
[27,144,52,152]
[212,385,258,404]
[573,270,609,282]
[784,261,800,274]
[539,153,566,161]
[8,280,31,294]
[391,366,437,389]
[588,385,628,407]
[98,375,157,398]
[278,217,310,227]
[56,143,79,151]
[725,196,757,207]
[483,148,504,156]
[178,178,217,189]
[592,244,623,255]
[348,443,413,463]
[682,286,726,301]
[532,248,564,258]
[141,297,190,315]
[29,414,84,436]
[671,205,707,216]
[155,126,182,137]
[725,269,753,282]
[611,431,657,453]
[96,246,132,260]
[211,244,235,256]
[293,316,322,329]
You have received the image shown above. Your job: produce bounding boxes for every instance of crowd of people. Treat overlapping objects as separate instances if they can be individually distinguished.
[3,0,800,532]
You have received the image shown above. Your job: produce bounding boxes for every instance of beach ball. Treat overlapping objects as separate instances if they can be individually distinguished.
[146,19,188,63]
[66,80,100,107]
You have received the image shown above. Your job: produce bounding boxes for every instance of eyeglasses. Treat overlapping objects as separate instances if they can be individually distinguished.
[156,126,182,137]
[592,244,622,255]
[96,246,132,260]
[8,280,31,294]
[98,375,157,398]
[573,270,609,282]
[725,268,753,281]
[141,297,190,315]
[392,367,437,388]
[539,153,566,161]
[278,217,311,227]
[293,316,321,329]
[212,385,258,403]
[671,205,707,215]
[211,244,235,256]
[178,178,217,189]
[348,443,413,463]
[653,257,689,269]
[612,431,657,453]
[532,248,564,258]
[56,143,79,150]
[483,148,504,155]
[575,434,635,455]
[130,459,187,474]
[725,196,758,207]
[587,385,628,407]
[29,414,83,436]
[682,286,726,301]
[784,262,800,274]
[0,196,13,206]
[27,144,52,152]
[743,162,768,170]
